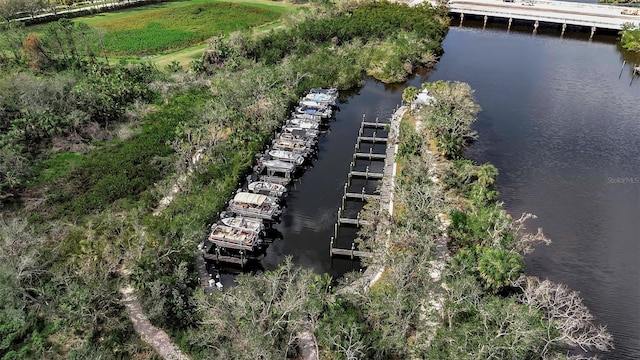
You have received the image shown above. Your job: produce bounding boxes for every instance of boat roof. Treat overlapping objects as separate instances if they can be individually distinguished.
[233,192,268,206]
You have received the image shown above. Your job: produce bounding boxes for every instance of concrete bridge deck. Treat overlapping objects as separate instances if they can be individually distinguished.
[418,0,640,31]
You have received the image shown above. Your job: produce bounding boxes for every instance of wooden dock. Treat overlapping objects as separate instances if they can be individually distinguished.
[349,170,384,180]
[362,121,387,129]
[330,237,372,259]
[195,254,215,291]
[336,208,372,226]
[329,114,395,259]
[354,152,386,160]
[357,136,387,143]
[203,252,248,267]
[344,192,380,201]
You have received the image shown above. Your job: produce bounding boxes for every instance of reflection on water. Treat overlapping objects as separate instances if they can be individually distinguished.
[425,24,639,359]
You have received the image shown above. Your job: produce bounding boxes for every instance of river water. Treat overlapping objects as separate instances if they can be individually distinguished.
[216,13,640,360]
[425,21,640,359]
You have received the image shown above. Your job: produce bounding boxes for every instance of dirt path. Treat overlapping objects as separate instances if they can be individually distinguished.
[121,285,190,360]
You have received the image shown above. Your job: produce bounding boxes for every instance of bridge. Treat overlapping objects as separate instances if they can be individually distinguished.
[416,0,640,36]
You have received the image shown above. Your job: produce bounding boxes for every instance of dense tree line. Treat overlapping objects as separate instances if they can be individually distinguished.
[194,1,448,84]
[620,23,640,52]
[245,2,446,64]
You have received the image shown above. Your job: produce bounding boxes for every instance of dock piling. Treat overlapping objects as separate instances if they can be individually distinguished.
[619,60,627,79]
[330,112,387,260]
[330,236,334,256]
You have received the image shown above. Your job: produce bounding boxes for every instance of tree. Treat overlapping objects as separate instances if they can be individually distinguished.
[620,23,640,53]
[23,0,45,19]
[402,85,418,106]
[0,145,29,200]
[477,247,523,293]
[0,0,19,21]
[188,258,331,358]
[0,22,26,62]
[418,81,480,159]
[22,33,51,68]
[476,163,498,187]
[0,216,46,355]
[519,277,614,354]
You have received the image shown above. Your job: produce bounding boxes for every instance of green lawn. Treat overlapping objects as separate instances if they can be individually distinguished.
[75,0,294,56]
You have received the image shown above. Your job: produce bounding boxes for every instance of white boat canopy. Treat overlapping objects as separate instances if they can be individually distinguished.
[233,192,268,206]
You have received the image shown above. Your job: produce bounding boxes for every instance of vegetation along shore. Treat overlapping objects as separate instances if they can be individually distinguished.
[0,0,614,358]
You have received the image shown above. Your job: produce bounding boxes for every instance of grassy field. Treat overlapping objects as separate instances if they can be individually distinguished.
[74,0,296,56]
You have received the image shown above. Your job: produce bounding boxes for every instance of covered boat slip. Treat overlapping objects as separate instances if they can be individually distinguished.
[228,192,281,220]
[247,181,287,198]
[220,215,265,233]
[260,159,296,172]
[268,149,305,165]
[280,126,320,139]
[302,92,337,106]
[276,131,317,146]
[286,118,322,130]
[271,140,313,156]
[208,224,261,252]
[233,192,270,206]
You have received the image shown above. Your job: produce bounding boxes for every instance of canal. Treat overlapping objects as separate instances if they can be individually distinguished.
[217,9,639,360]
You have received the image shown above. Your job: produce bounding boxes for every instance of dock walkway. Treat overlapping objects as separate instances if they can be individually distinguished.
[330,111,402,259]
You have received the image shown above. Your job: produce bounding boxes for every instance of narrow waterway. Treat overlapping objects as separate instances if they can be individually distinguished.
[258,80,419,277]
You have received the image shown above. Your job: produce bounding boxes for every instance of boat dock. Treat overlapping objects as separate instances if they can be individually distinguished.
[199,88,339,274]
[348,168,384,180]
[330,237,373,259]
[203,249,249,267]
[337,207,372,226]
[330,114,397,259]
[354,150,387,160]
[195,253,216,293]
